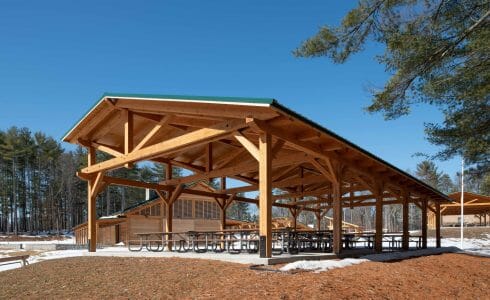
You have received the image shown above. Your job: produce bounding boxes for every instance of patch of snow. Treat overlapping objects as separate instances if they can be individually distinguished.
[30,250,86,264]
[100,215,122,219]
[280,258,368,272]
[427,236,490,256]
[0,236,75,246]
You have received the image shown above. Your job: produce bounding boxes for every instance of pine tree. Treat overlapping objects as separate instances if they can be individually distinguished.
[295,0,490,174]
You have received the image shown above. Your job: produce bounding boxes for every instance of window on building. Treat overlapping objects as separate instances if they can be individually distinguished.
[173,199,193,219]
[194,200,220,220]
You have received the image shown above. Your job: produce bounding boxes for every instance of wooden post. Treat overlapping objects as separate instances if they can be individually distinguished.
[165,199,173,250]
[87,147,97,252]
[259,132,272,258]
[332,179,343,255]
[165,163,173,250]
[124,109,134,169]
[422,198,428,249]
[220,205,226,230]
[402,190,409,250]
[435,201,441,248]
[220,177,227,230]
[375,183,384,253]
[315,211,322,230]
[289,207,298,229]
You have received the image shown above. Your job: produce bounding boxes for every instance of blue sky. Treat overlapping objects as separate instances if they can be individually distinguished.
[0,1,460,176]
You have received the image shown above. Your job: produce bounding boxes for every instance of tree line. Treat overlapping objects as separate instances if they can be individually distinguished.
[0,126,182,234]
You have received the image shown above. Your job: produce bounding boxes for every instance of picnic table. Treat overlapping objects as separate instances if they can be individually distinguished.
[382,233,423,250]
[130,231,188,252]
[129,229,425,254]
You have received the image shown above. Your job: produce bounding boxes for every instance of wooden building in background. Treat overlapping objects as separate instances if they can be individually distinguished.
[428,192,490,229]
[74,182,221,246]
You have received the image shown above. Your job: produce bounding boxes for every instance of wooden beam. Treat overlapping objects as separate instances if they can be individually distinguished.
[162,152,310,186]
[442,202,490,208]
[101,175,173,192]
[214,148,246,169]
[167,184,184,205]
[88,146,96,165]
[234,131,260,161]
[79,140,123,158]
[259,132,272,258]
[224,173,327,195]
[81,119,247,174]
[205,143,213,173]
[115,98,279,120]
[134,115,171,151]
[272,164,297,181]
[309,157,336,184]
[271,139,285,158]
[124,109,134,169]
[274,189,329,202]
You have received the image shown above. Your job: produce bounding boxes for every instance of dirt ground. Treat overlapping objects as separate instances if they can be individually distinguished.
[0,253,488,299]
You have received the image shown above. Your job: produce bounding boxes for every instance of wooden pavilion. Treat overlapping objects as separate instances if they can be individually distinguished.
[63,93,449,257]
[428,192,490,228]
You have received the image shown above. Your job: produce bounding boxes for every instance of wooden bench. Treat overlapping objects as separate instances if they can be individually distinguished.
[0,255,30,267]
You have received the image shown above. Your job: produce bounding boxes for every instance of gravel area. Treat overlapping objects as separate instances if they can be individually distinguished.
[0,253,488,299]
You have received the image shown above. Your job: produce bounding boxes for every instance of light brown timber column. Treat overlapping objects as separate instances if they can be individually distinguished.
[402,190,409,250]
[220,205,226,230]
[375,183,384,253]
[332,178,343,255]
[220,177,226,230]
[87,147,97,252]
[165,198,173,250]
[315,211,322,230]
[290,208,298,229]
[259,132,272,258]
[123,109,134,169]
[435,201,441,248]
[166,163,173,250]
[422,198,428,249]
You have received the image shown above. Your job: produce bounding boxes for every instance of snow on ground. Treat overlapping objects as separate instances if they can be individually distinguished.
[0,236,75,245]
[280,258,368,272]
[428,236,490,256]
[280,247,461,272]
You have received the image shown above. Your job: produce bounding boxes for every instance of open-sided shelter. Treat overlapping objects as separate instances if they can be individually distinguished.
[428,192,490,228]
[63,93,449,257]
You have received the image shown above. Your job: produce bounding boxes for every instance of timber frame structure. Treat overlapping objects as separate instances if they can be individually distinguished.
[63,93,449,257]
[429,192,490,228]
